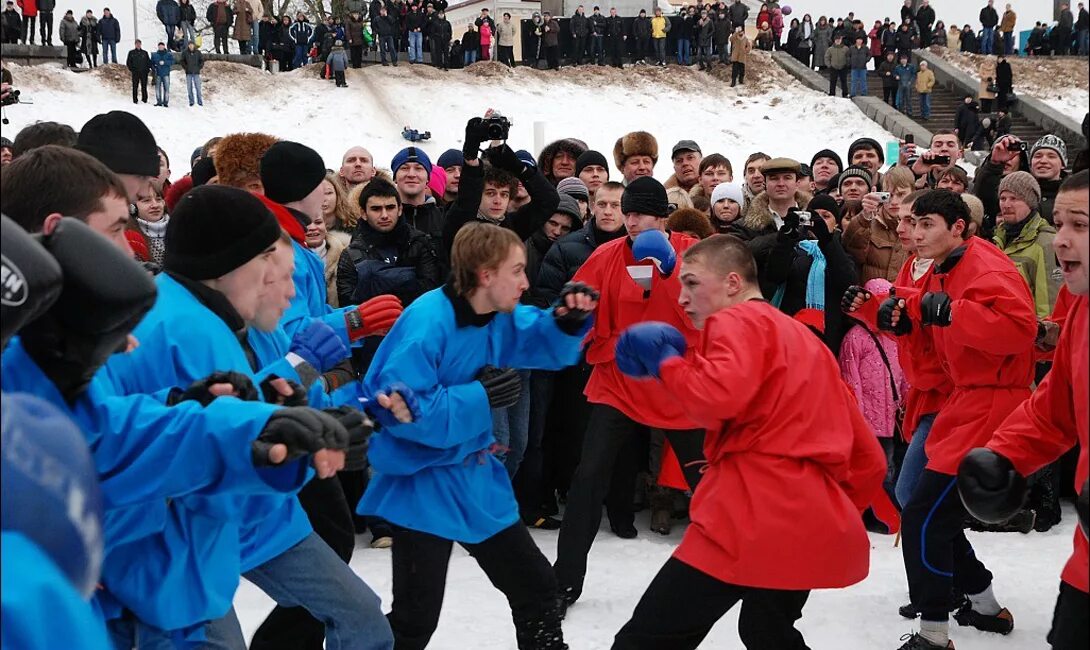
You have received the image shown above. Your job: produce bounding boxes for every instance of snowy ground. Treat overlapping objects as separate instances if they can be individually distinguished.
[235,505,1079,649]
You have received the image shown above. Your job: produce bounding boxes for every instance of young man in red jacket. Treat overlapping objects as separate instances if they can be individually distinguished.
[609,234,887,649]
[879,189,1037,650]
[958,170,1089,650]
[553,176,705,612]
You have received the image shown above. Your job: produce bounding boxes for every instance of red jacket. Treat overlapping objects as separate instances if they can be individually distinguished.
[988,296,1088,593]
[661,301,887,590]
[574,232,700,429]
[899,237,1036,474]
[1037,284,1075,362]
[17,0,37,17]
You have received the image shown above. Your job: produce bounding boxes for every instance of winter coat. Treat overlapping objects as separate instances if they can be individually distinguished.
[534,219,623,306]
[2,9,21,41]
[664,300,887,590]
[840,319,909,439]
[980,6,999,29]
[931,26,947,46]
[79,16,100,52]
[326,46,348,72]
[1000,9,1016,32]
[607,15,624,40]
[58,15,78,43]
[756,26,774,49]
[996,60,1012,93]
[180,48,203,74]
[179,2,196,25]
[16,0,36,16]
[289,19,313,47]
[978,60,997,100]
[915,67,935,93]
[730,32,752,63]
[430,17,452,42]
[868,27,883,57]
[729,1,749,25]
[994,212,1060,318]
[894,27,914,51]
[651,15,669,39]
[948,26,961,49]
[336,218,442,307]
[373,14,398,38]
[156,0,180,26]
[345,15,365,45]
[916,5,935,30]
[843,211,908,283]
[496,20,516,47]
[358,285,587,544]
[232,1,253,41]
[478,21,492,46]
[590,12,608,37]
[37,0,53,12]
[98,15,121,41]
[956,101,981,145]
[574,232,702,429]
[895,236,1036,475]
[812,25,832,64]
[894,62,916,87]
[900,6,915,24]
[461,26,479,50]
[698,18,714,46]
[406,10,426,32]
[1079,8,1090,30]
[633,16,651,40]
[824,42,848,69]
[151,49,173,77]
[961,28,978,52]
[848,45,869,70]
[713,18,731,46]
[205,2,233,27]
[878,58,898,87]
[987,295,1088,594]
[542,18,560,47]
[570,12,589,37]
[126,48,151,75]
[676,14,695,40]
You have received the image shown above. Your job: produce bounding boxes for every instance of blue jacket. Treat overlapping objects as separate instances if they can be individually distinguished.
[2,533,110,650]
[156,0,181,26]
[283,238,353,346]
[151,50,174,77]
[98,15,121,41]
[358,285,589,543]
[894,62,916,86]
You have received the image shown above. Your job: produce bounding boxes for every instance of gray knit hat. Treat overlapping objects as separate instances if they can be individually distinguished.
[998,171,1042,212]
[556,176,589,202]
[1030,134,1068,168]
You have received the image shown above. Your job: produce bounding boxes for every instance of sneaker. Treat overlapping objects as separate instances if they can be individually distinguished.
[370,535,393,549]
[896,633,954,649]
[953,604,1014,635]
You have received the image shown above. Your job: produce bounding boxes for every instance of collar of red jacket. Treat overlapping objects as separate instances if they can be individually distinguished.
[254,194,306,245]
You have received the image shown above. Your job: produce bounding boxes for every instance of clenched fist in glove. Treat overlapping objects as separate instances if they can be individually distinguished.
[632,230,677,277]
[476,366,522,410]
[553,282,599,335]
[323,406,373,473]
[260,375,309,407]
[841,285,871,314]
[615,322,687,379]
[253,407,349,479]
[167,371,259,406]
[344,294,403,342]
[291,320,349,373]
[362,382,422,430]
[957,448,1028,525]
[463,117,488,162]
[920,291,953,327]
[877,289,912,336]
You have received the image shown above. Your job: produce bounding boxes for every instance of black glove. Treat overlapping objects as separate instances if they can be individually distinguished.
[554,282,599,335]
[809,212,833,246]
[957,448,1028,525]
[1078,479,1088,538]
[252,407,350,467]
[167,371,259,406]
[463,117,487,161]
[323,406,373,472]
[476,366,521,410]
[920,291,953,327]
[19,218,157,402]
[841,285,870,314]
[485,143,530,177]
[877,290,912,336]
[260,375,309,407]
[0,215,63,349]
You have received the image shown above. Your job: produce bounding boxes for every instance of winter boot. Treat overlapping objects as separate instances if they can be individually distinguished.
[896,633,954,649]
[953,603,1014,635]
[515,607,568,650]
[523,513,562,530]
[557,585,579,619]
[649,486,673,535]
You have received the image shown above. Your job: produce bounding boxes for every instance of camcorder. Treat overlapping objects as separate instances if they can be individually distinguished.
[483,113,512,141]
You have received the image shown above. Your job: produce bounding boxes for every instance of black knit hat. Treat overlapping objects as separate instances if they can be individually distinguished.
[260,141,327,205]
[575,150,609,176]
[847,137,885,165]
[76,111,159,177]
[621,177,670,218]
[164,185,280,281]
[810,148,844,174]
[807,194,842,221]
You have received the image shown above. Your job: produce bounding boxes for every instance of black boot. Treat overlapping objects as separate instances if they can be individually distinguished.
[895,633,953,649]
[953,603,1015,635]
[556,585,579,619]
[514,607,568,650]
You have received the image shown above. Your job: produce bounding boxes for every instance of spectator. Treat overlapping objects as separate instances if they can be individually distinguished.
[909,130,963,189]
[632,9,651,65]
[98,8,120,65]
[151,41,173,107]
[1000,3,1017,54]
[878,50,897,107]
[729,25,752,86]
[915,60,935,120]
[526,195,582,299]
[936,164,970,194]
[955,95,981,146]
[756,20,774,51]
[729,0,749,32]
[666,140,701,208]
[570,5,588,65]
[313,16,337,75]
[980,0,999,55]
[233,0,254,54]
[866,20,882,69]
[206,0,233,54]
[0,137,11,166]
[178,0,196,46]
[893,20,914,58]
[406,2,425,64]
[992,171,1059,318]
[650,7,669,66]
[838,164,874,202]
[770,5,784,48]
[810,149,844,195]
[606,7,625,69]
[692,153,733,207]
[374,6,398,66]
[130,185,169,265]
[181,40,203,107]
[428,8,452,69]
[843,165,914,283]
[556,176,590,219]
[303,210,348,308]
[590,6,607,65]
[319,172,357,237]
[932,20,947,47]
[995,54,1012,110]
[497,12,516,67]
[757,3,771,33]
[825,33,848,97]
[741,151,770,208]
[1078,2,1089,56]
[708,181,744,234]
[125,39,150,104]
[848,137,885,187]
[978,57,997,113]
[812,16,831,70]
[848,36,869,97]
[58,11,78,65]
[697,10,715,70]
[79,10,100,69]
[915,0,935,46]
[539,138,587,186]
[436,149,463,202]
[289,12,312,68]
[1028,135,1069,223]
[525,11,543,66]
[947,21,961,50]
[613,131,657,185]
[155,0,179,50]
[326,39,348,87]
[1054,3,1074,55]
[576,150,609,197]
[391,146,445,261]
[477,8,494,61]
[338,146,376,193]
[345,11,365,68]
[461,23,479,66]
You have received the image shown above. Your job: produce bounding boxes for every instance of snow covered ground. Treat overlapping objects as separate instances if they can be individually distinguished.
[235,506,1080,649]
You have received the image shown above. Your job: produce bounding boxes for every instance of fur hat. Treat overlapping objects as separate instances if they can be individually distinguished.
[613,131,659,170]
[666,207,714,239]
[1030,134,1068,168]
[539,138,587,182]
[213,132,280,188]
[998,171,1042,212]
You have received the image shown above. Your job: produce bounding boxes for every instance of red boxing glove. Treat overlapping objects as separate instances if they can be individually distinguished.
[345,295,404,342]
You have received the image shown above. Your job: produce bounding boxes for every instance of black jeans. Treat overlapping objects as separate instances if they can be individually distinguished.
[883,85,897,106]
[21,15,35,43]
[613,557,811,649]
[828,67,849,96]
[572,35,587,64]
[554,403,705,596]
[213,25,229,53]
[39,11,52,43]
[498,44,515,67]
[250,476,356,650]
[731,61,745,84]
[1049,581,1089,650]
[634,36,649,61]
[388,523,558,649]
[901,470,994,622]
[544,45,559,69]
[349,44,363,67]
[431,38,449,68]
[608,37,625,67]
[131,72,148,103]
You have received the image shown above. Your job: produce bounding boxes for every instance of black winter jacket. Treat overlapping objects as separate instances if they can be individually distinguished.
[336,219,442,307]
[607,16,625,39]
[633,16,651,39]
[126,48,151,75]
[571,13,589,37]
[590,13,608,36]
[996,60,1013,93]
[523,229,554,305]
[373,14,398,38]
[429,17,451,42]
[533,219,625,306]
[729,2,749,25]
[980,6,998,29]
[180,2,196,24]
[99,16,121,41]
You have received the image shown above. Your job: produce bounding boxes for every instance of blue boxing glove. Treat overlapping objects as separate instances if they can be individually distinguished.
[614,322,687,379]
[362,382,422,430]
[290,320,349,373]
[632,229,677,277]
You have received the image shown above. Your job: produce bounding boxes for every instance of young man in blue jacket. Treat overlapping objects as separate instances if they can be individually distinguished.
[361,222,599,649]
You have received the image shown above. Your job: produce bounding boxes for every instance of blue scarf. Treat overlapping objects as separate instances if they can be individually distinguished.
[770,240,827,311]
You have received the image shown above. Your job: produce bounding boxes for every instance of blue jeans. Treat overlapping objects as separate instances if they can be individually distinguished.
[1002,31,1014,55]
[407,31,422,62]
[186,74,203,105]
[203,533,393,650]
[181,21,196,45]
[919,92,931,118]
[102,39,117,63]
[106,615,177,650]
[381,35,398,63]
[463,47,477,65]
[676,38,691,65]
[897,85,913,114]
[155,75,169,105]
[293,44,308,68]
[895,413,935,508]
[1079,29,1089,55]
[491,370,531,477]
[164,23,176,48]
[981,26,995,54]
[850,68,868,96]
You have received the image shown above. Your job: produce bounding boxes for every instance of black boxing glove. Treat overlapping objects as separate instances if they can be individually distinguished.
[252,407,350,467]
[20,218,157,402]
[877,290,912,336]
[0,215,63,349]
[476,366,522,410]
[841,285,871,314]
[166,371,260,406]
[323,406,373,472]
[260,375,309,407]
[554,281,599,335]
[957,448,1028,525]
[920,291,953,327]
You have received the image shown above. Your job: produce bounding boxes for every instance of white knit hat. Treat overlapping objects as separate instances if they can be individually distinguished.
[710,182,744,207]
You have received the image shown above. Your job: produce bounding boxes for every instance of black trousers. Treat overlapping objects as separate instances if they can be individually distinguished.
[333,70,346,86]
[21,15,35,43]
[213,25,229,53]
[388,523,558,649]
[828,67,849,96]
[572,35,587,64]
[731,61,746,84]
[65,41,80,66]
[614,557,811,649]
[901,470,994,622]
[608,37,624,67]
[1049,582,1089,650]
[349,44,363,68]
[131,72,148,103]
[250,476,356,650]
[39,11,52,43]
[554,403,705,595]
[883,85,897,106]
[498,44,515,67]
[544,45,559,69]
[430,38,449,68]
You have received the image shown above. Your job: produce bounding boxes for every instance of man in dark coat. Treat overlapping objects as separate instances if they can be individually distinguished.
[729,0,748,30]
[632,9,651,63]
[570,5,589,65]
[428,9,452,69]
[605,7,625,69]
[915,0,936,46]
[126,39,151,104]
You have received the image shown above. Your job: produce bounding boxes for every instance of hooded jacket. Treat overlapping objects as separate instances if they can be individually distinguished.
[994,211,1060,318]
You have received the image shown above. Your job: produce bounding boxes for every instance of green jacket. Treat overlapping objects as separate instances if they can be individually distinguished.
[994,212,1060,318]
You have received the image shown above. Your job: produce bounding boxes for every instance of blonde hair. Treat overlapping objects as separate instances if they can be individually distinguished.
[451,223,524,295]
[323,172,358,233]
[881,166,916,193]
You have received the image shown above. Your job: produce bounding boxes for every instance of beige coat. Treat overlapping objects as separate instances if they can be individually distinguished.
[999,9,1016,33]
[947,26,961,50]
[843,211,908,283]
[915,67,935,94]
[730,32,752,64]
[978,60,997,100]
[233,0,253,41]
[322,234,348,308]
